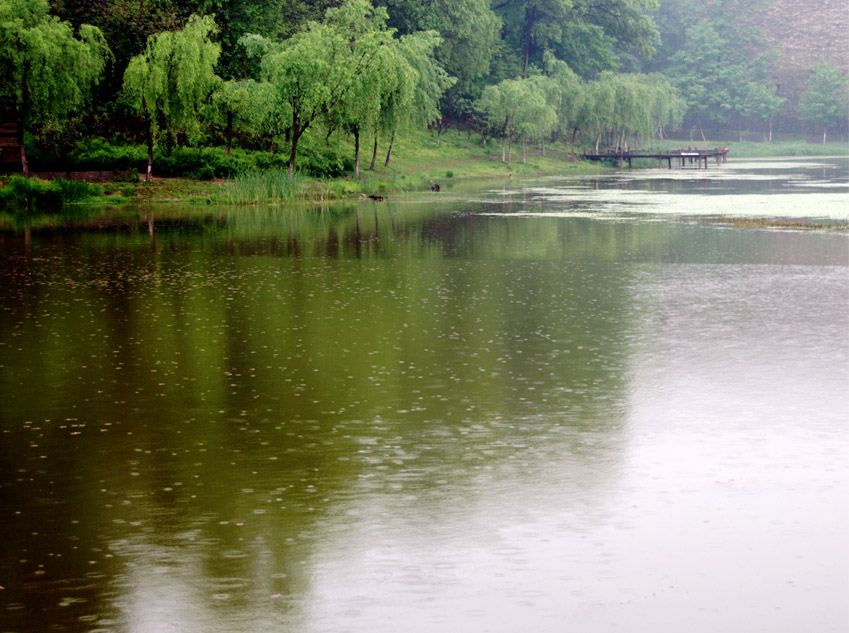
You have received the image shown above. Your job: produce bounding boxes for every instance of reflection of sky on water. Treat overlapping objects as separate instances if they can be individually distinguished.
[1,157,848,633]
[292,264,848,633]
[479,192,849,219]
[466,157,849,219]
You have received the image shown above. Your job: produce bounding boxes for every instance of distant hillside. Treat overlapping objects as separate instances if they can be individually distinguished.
[760,0,848,94]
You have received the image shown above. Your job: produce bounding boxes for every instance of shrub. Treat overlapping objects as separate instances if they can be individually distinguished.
[0,176,102,214]
[193,164,216,181]
[53,178,102,202]
[0,176,62,213]
[293,141,354,178]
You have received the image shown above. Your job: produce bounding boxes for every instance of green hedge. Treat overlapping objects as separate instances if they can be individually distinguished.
[26,139,355,179]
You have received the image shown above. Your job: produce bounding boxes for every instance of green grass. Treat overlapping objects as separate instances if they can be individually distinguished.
[216,128,598,204]
[704,217,849,231]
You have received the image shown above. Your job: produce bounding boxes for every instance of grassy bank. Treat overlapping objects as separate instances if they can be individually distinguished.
[18,129,597,207]
[2,130,846,210]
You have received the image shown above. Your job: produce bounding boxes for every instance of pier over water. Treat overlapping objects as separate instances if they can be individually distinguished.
[583,147,729,169]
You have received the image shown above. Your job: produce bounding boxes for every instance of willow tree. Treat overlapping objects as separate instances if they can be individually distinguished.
[576,73,617,153]
[210,79,273,155]
[373,39,418,169]
[575,72,681,153]
[479,80,522,165]
[380,30,455,165]
[479,77,555,169]
[245,0,399,175]
[332,41,397,177]
[518,75,558,161]
[543,52,583,158]
[0,0,109,176]
[644,73,685,142]
[611,73,657,150]
[123,14,221,181]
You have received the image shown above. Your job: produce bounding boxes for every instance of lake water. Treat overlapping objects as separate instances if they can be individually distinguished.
[1,157,848,632]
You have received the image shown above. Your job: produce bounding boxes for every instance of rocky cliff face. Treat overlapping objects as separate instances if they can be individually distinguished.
[758,0,848,99]
[761,0,848,72]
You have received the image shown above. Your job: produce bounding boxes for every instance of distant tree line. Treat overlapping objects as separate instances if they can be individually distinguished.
[1,0,846,178]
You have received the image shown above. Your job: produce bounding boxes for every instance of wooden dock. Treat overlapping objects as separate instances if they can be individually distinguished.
[582,147,729,169]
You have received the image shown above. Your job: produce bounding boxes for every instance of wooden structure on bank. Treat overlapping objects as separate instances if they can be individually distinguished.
[0,114,21,173]
[582,147,729,169]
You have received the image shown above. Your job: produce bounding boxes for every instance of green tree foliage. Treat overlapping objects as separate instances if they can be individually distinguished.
[666,23,736,138]
[123,14,221,181]
[738,81,784,142]
[379,0,500,91]
[245,0,399,174]
[375,30,454,168]
[331,35,400,176]
[573,71,682,152]
[493,0,658,80]
[648,0,784,139]
[245,0,451,175]
[543,52,583,156]
[209,79,263,154]
[0,0,109,175]
[19,0,836,177]
[49,1,289,85]
[49,0,187,101]
[170,0,288,78]
[478,77,556,168]
[798,60,849,144]
[493,0,574,79]
[558,0,658,75]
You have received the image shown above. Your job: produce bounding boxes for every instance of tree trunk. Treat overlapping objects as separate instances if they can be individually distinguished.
[18,113,28,177]
[594,133,601,154]
[288,126,303,175]
[541,136,546,157]
[521,6,537,79]
[353,125,360,177]
[369,132,378,170]
[145,122,153,183]
[384,130,396,168]
[768,118,773,142]
[570,126,579,160]
[508,136,513,170]
[823,126,827,144]
[501,135,506,163]
[225,111,233,155]
[521,135,527,163]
